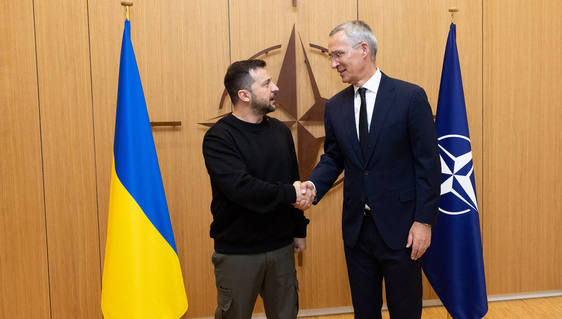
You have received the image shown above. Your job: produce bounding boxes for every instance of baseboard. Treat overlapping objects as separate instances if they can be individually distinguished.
[190,290,562,319]
[296,290,562,317]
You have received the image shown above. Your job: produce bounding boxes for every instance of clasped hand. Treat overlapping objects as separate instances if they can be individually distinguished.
[292,181,315,210]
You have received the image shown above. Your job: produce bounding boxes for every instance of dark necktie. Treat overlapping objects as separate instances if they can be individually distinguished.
[358,87,369,159]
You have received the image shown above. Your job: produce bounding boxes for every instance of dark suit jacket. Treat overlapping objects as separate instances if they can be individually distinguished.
[309,72,441,250]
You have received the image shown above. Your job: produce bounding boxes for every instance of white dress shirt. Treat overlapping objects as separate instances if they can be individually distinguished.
[353,68,382,140]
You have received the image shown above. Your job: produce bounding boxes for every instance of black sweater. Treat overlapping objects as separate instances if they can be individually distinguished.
[202,114,309,254]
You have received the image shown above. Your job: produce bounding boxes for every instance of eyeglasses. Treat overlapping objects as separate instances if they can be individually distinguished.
[328,41,364,61]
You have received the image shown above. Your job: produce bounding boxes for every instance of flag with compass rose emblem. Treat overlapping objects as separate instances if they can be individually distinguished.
[422,24,488,319]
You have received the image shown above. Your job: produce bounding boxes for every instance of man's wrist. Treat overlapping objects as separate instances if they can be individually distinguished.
[415,221,432,228]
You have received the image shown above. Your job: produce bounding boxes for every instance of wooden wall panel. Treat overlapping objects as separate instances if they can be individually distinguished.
[483,0,562,294]
[33,0,101,317]
[89,1,230,318]
[229,0,296,89]
[361,0,483,300]
[0,1,50,318]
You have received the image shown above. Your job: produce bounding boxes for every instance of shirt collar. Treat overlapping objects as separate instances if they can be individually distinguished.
[354,68,381,95]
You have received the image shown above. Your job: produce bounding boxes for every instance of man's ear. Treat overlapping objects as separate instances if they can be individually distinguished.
[361,42,370,59]
[238,89,250,102]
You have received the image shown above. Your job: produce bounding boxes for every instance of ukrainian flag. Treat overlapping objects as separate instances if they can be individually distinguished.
[101,20,188,319]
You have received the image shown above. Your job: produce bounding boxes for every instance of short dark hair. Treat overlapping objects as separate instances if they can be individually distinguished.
[224,59,266,104]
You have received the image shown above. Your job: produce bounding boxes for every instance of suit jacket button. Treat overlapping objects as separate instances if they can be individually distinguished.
[364,170,369,176]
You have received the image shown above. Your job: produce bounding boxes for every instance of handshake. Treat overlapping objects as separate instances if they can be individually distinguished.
[292,181,316,210]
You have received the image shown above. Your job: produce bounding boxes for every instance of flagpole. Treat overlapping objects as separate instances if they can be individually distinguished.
[448,7,458,24]
[445,9,458,319]
[121,1,133,21]
[444,7,457,315]
[445,10,458,317]
[444,12,457,319]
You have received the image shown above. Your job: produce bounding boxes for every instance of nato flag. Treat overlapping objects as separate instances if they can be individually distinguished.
[422,23,488,319]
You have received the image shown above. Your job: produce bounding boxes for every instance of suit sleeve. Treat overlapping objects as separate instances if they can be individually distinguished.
[408,88,441,225]
[202,128,296,214]
[307,101,345,203]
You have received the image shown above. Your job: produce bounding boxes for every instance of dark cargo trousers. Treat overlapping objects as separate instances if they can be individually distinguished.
[212,244,299,319]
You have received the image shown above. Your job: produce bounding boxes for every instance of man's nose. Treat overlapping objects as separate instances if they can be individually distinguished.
[331,59,338,69]
[271,82,279,92]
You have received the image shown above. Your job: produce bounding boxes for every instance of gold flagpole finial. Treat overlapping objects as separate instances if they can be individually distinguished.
[121,2,133,21]
[448,8,459,24]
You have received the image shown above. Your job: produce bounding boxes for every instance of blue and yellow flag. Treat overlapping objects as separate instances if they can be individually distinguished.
[101,20,188,319]
[422,24,487,319]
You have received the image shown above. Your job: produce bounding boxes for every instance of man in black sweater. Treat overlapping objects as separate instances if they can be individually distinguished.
[202,60,312,319]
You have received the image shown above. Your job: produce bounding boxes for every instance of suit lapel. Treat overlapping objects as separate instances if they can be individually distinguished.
[365,73,395,164]
[341,86,363,166]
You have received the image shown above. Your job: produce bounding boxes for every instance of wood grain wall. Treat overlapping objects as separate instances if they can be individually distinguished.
[33,0,102,317]
[1,0,560,318]
[483,0,562,294]
[1,1,50,318]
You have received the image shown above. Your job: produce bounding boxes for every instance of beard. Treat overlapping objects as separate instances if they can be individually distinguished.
[250,94,275,115]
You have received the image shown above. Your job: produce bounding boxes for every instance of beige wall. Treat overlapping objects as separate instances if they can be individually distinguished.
[1,1,50,318]
[1,0,560,318]
[483,0,562,294]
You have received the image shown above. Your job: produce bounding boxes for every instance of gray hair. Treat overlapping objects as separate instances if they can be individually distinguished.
[329,20,377,61]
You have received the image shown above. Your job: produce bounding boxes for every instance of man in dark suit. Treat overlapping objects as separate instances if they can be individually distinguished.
[303,21,441,318]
